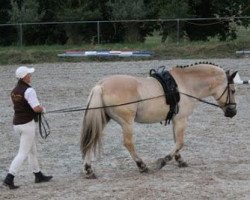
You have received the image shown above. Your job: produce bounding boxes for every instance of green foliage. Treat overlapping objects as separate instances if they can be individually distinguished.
[56,0,102,44]
[7,0,49,45]
[0,0,11,23]
[185,0,250,41]
[0,0,15,45]
[107,0,147,20]
[106,0,153,43]
[158,0,250,42]
[57,0,102,21]
[9,0,44,23]
[158,0,190,19]
[157,0,190,42]
[0,0,249,45]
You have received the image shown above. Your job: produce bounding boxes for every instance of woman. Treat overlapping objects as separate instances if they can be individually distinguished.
[3,66,53,189]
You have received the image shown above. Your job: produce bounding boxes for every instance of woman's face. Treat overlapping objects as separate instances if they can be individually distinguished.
[23,73,32,84]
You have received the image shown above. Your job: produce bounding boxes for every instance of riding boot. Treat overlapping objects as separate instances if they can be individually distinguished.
[34,171,53,183]
[3,173,19,189]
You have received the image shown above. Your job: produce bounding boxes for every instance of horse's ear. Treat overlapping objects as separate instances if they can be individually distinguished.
[231,71,238,80]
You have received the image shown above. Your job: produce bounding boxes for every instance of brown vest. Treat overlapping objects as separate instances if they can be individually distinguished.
[11,80,37,125]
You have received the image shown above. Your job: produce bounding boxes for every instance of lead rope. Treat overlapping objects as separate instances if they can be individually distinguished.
[40,89,227,139]
[179,92,220,107]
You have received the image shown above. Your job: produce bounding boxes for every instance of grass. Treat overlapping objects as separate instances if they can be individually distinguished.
[0,33,250,65]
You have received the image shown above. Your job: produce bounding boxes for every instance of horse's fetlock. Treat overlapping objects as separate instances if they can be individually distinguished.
[159,159,166,168]
[175,154,181,161]
[136,160,145,168]
[84,163,93,173]
[84,163,91,170]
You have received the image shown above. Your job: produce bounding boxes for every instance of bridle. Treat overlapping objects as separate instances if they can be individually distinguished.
[216,81,236,109]
[179,77,236,110]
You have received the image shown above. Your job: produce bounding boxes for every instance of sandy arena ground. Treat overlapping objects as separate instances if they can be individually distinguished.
[0,59,250,200]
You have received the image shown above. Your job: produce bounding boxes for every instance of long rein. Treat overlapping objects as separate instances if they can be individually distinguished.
[47,92,221,115]
[38,90,222,140]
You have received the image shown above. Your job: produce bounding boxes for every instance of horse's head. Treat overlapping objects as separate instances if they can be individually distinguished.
[214,70,237,118]
[211,70,238,118]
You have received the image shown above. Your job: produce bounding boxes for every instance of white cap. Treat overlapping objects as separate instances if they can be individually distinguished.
[15,66,35,79]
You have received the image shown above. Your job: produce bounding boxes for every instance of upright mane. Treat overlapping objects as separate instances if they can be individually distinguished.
[175,61,221,69]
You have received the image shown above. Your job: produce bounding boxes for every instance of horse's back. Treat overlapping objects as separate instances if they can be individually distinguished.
[101,74,137,89]
[100,74,164,103]
[101,75,140,102]
[100,75,169,123]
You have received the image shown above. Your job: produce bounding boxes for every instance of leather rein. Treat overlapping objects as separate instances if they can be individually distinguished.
[179,82,235,109]
[38,74,234,139]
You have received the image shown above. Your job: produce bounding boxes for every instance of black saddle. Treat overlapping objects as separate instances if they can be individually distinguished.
[149,66,180,124]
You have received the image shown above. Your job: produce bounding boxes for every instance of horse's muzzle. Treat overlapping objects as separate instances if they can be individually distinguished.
[224,106,237,118]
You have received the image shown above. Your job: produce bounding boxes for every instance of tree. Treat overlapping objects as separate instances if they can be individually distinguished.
[107,0,154,42]
[4,0,250,45]
[156,0,190,42]
[185,0,250,41]
[157,0,250,41]
[8,0,46,45]
[35,0,67,45]
[0,0,16,45]
[9,0,42,23]
[56,0,102,44]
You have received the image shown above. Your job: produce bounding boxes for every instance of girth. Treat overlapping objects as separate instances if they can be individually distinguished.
[149,66,180,124]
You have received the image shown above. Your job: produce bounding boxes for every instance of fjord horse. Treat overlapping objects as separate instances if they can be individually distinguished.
[80,63,237,178]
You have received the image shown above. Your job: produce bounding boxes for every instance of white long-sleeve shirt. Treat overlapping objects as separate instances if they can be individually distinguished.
[24,88,40,109]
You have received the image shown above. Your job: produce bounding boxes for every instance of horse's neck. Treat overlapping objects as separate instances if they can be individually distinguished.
[171,67,222,99]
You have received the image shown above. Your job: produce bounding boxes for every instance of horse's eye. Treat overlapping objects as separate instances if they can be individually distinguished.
[231,90,235,94]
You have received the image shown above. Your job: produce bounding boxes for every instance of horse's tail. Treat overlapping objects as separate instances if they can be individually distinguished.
[80,85,107,159]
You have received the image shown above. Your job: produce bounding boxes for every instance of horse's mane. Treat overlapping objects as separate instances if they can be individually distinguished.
[175,61,221,69]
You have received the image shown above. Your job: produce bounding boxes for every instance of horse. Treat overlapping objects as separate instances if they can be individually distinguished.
[80,62,237,179]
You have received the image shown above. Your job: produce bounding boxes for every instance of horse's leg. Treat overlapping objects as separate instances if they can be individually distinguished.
[172,118,188,167]
[156,117,188,169]
[122,122,148,173]
[83,151,96,179]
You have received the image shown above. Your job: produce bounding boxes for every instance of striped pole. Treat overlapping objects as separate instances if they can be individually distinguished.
[242,80,250,84]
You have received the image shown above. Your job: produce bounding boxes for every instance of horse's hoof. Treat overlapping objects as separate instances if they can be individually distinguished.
[155,158,166,170]
[178,161,188,168]
[139,167,149,173]
[85,173,97,179]
[136,161,148,173]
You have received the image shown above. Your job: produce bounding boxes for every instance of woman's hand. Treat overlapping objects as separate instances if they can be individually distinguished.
[33,105,44,113]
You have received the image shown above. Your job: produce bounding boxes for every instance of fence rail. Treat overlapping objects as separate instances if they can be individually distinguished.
[0,17,250,46]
